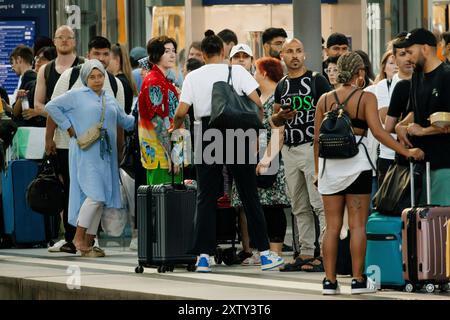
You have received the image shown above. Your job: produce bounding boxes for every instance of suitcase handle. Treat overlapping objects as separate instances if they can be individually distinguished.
[410,161,434,208]
[170,138,185,188]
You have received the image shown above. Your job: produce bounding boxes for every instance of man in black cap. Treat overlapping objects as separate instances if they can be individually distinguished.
[323,33,350,82]
[395,28,450,206]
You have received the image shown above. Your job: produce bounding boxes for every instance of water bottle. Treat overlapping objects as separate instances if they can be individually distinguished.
[21,96,30,111]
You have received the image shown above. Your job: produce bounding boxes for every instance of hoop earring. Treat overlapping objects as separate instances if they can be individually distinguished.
[357,77,366,89]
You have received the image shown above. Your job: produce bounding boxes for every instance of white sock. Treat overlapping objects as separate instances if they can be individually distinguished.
[200,254,210,259]
[261,250,270,256]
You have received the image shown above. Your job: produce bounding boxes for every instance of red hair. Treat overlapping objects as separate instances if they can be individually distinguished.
[255,57,284,83]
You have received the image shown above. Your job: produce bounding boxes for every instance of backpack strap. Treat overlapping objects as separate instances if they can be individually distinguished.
[311,71,319,102]
[107,72,118,98]
[333,88,360,109]
[44,60,55,82]
[68,65,81,90]
[355,91,365,119]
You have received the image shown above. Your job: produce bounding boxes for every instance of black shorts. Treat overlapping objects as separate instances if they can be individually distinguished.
[325,170,373,196]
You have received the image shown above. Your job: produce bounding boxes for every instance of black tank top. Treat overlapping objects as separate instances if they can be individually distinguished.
[45,56,83,103]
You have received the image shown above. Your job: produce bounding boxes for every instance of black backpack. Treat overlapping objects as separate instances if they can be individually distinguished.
[319,89,362,160]
[318,89,377,177]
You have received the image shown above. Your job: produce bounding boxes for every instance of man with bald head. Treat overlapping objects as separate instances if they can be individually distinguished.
[34,25,85,254]
[271,39,331,272]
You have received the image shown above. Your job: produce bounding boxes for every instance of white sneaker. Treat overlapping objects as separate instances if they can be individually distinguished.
[260,251,284,271]
[242,252,261,266]
[351,275,378,294]
[48,240,67,253]
[129,237,138,251]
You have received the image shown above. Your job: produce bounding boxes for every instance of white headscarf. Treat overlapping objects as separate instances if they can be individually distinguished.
[80,59,106,86]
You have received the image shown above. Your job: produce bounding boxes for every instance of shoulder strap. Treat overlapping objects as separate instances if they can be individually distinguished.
[227,65,233,86]
[100,96,106,126]
[69,65,82,90]
[355,91,365,119]
[108,72,118,97]
[77,56,85,65]
[44,60,55,82]
[311,71,318,101]
[333,88,360,109]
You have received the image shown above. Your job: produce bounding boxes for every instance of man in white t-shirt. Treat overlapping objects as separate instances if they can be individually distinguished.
[172,32,285,273]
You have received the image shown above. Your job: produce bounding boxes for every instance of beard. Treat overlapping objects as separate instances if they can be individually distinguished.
[57,47,75,55]
[270,48,281,60]
[414,55,425,73]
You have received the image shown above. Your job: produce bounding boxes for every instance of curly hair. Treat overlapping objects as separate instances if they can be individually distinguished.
[336,52,365,84]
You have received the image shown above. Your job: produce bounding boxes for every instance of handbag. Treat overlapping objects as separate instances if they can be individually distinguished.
[209,65,264,130]
[77,96,106,150]
[26,154,65,216]
[256,155,280,189]
[372,161,424,216]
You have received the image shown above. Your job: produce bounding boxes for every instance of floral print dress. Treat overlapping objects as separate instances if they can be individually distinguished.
[231,95,291,207]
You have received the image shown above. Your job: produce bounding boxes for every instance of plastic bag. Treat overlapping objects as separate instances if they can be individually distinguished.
[101,182,128,237]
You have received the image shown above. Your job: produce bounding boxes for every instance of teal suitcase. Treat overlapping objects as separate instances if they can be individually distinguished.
[365,212,405,289]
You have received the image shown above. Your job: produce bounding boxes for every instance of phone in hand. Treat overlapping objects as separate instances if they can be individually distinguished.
[280,104,293,112]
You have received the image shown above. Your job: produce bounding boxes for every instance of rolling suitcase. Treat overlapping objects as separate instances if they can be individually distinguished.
[135,167,197,274]
[365,213,404,289]
[2,160,58,247]
[402,162,450,293]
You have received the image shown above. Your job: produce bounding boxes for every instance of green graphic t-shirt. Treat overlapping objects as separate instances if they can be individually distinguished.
[274,70,331,146]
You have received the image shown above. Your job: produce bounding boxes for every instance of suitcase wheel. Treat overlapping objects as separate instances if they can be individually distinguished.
[404,282,416,293]
[425,283,436,294]
[135,266,144,274]
[157,265,173,273]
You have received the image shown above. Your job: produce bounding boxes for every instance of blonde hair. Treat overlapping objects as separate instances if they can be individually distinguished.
[112,43,138,96]
[336,52,365,84]
[375,50,394,83]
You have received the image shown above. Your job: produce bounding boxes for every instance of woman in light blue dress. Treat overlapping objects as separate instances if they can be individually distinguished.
[46,59,135,256]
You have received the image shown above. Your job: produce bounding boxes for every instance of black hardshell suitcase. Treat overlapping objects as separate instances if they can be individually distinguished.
[135,183,197,274]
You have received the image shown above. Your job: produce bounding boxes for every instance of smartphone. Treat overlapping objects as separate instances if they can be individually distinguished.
[281,104,293,111]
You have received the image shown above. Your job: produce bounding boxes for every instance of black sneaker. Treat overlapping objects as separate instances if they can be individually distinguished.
[60,242,77,254]
[323,278,340,295]
[351,275,377,294]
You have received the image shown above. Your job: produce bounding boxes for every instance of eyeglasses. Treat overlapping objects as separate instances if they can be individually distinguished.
[54,36,75,41]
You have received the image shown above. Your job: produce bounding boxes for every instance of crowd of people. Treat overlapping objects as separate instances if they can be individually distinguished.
[1,23,450,295]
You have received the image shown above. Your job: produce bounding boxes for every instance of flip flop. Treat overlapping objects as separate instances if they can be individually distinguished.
[279,257,314,272]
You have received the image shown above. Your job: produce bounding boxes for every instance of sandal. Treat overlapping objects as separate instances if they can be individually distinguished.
[301,257,325,273]
[279,257,314,272]
[81,247,106,258]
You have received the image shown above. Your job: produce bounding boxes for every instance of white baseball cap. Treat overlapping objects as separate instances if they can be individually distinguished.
[230,43,253,59]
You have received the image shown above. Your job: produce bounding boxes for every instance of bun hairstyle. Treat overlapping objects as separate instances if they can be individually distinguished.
[204,29,215,38]
[201,29,224,58]
[336,52,365,84]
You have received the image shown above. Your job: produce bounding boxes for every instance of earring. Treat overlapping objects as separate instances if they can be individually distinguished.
[357,77,366,89]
